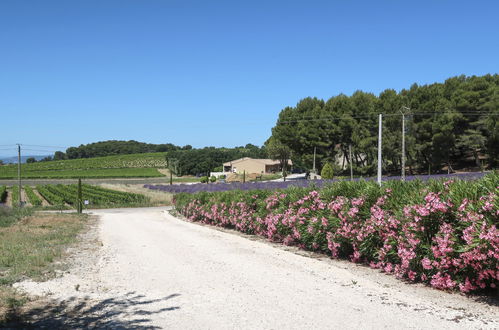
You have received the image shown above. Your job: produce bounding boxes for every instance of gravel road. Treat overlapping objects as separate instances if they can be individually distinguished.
[16,207,498,329]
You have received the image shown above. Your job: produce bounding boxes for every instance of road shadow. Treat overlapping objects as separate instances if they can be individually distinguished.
[1,292,180,329]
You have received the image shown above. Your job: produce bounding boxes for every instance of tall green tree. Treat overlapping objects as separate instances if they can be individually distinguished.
[265,137,292,172]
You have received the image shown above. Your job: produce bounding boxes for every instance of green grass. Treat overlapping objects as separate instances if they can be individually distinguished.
[0,210,87,323]
[0,153,168,179]
[171,177,203,183]
[0,208,33,228]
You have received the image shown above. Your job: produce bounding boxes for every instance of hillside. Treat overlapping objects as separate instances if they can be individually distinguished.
[0,153,168,179]
[60,140,181,159]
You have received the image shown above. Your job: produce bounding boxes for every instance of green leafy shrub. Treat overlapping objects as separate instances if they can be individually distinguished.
[321,162,334,179]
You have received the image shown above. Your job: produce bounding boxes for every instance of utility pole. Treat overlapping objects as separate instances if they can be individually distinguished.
[400,106,410,181]
[17,144,22,207]
[312,147,316,174]
[349,144,353,181]
[77,178,82,214]
[377,114,382,186]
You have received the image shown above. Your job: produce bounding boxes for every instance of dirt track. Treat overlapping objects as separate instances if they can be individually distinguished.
[15,207,498,329]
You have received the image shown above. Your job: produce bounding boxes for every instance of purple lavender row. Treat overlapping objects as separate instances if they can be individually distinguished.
[144,172,486,194]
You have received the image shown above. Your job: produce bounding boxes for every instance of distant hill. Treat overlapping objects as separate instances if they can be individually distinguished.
[61,140,182,160]
[0,155,51,164]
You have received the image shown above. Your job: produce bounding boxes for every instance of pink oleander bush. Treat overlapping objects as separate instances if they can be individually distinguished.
[174,173,499,293]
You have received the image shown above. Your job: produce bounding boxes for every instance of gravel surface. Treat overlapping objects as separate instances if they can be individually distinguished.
[15,207,498,329]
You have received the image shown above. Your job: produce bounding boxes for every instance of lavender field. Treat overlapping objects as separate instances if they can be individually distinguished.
[144,172,487,194]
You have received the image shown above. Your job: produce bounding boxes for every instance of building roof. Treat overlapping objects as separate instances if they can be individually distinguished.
[223,157,292,166]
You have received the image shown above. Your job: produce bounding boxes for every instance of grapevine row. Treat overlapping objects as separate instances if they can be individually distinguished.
[24,186,42,206]
[11,186,20,205]
[36,184,149,207]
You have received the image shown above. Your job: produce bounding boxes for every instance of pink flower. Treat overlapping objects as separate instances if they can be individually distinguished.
[347,207,359,218]
[421,257,433,270]
[383,263,393,273]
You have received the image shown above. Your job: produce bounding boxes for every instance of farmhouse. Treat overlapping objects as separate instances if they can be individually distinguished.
[223,157,292,174]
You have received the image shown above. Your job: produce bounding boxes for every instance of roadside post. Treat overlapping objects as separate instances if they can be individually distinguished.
[77,178,82,214]
[377,114,383,186]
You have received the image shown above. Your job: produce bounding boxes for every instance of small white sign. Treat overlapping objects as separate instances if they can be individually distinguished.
[84,200,89,205]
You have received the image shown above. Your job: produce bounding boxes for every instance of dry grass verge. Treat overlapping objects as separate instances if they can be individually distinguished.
[0,211,89,324]
[99,183,173,205]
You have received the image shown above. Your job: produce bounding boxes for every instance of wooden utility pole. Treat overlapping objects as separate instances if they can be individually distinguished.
[77,178,82,214]
[377,114,383,186]
[17,144,22,207]
[401,113,406,181]
[312,147,316,174]
[349,144,353,181]
[400,106,410,181]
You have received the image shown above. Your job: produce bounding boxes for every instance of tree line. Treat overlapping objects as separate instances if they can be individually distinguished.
[52,140,185,160]
[270,74,498,175]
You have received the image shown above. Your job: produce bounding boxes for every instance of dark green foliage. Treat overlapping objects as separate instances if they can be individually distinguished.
[63,140,180,159]
[0,186,6,203]
[270,74,499,174]
[265,137,292,172]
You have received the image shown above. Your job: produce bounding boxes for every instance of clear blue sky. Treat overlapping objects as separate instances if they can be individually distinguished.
[1,0,498,156]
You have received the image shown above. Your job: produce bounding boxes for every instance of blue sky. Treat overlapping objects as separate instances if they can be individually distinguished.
[1,0,498,156]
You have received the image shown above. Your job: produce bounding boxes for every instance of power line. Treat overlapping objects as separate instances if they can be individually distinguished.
[21,149,58,153]
[21,144,68,149]
[277,112,498,124]
[0,144,68,149]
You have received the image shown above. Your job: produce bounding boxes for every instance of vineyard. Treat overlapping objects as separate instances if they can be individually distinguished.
[0,153,168,179]
[0,184,150,208]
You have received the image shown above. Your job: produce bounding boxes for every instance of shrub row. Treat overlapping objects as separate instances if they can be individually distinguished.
[36,185,65,205]
[24,186,42,206]
[174,173,499,293]
[11,186,20,205]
